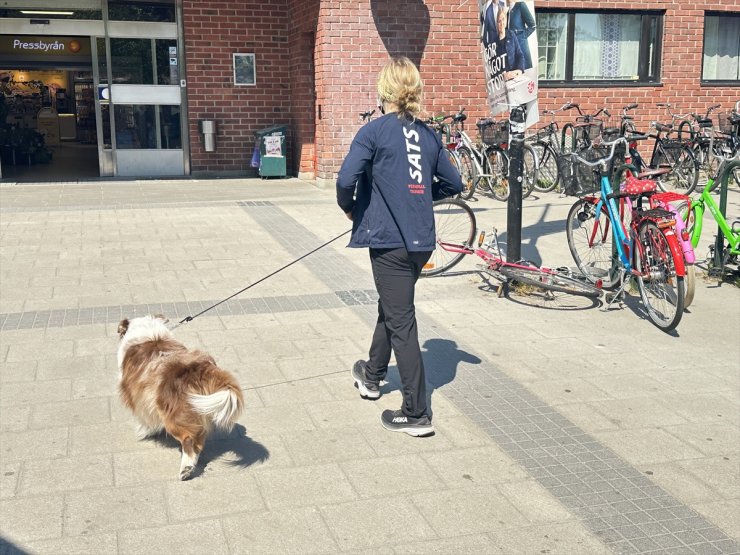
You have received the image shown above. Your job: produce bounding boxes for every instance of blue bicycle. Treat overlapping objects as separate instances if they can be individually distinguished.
[565,137,688,332]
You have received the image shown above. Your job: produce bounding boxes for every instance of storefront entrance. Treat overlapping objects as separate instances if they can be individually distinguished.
[0,1,188,181]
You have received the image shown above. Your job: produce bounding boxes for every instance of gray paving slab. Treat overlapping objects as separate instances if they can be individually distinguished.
[0,178,738,554]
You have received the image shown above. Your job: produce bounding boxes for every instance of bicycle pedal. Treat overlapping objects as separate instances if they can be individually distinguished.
[477,230,486,247]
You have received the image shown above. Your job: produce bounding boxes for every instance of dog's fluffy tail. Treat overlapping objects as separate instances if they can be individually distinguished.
[188,387,243,430]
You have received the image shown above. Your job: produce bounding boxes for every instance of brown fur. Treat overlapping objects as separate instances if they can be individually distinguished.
[118,317,243,479]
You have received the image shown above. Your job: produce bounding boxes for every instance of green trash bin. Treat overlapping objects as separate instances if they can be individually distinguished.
[255,124,288,178]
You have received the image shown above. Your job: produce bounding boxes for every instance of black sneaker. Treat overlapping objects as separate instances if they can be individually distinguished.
[351,360,380,400]
[380,409,434,437]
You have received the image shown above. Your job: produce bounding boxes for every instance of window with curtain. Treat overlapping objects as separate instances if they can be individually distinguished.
[702,14,740,82]
[537,10,662,84]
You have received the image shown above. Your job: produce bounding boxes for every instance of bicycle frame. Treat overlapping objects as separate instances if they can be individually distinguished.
[688,173,740,255]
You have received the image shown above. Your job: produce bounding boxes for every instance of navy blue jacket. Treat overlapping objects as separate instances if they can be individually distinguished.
[336,114,463,252]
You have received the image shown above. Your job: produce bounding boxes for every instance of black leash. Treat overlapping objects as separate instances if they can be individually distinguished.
[170,228,352,330]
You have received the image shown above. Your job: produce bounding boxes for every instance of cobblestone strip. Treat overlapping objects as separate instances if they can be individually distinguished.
[240,203,738,555]
[0,290,378,331]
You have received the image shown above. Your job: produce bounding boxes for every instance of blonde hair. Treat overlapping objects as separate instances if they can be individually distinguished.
[377,56,423,118]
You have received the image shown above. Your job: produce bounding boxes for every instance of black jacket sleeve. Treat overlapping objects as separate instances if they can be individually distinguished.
[432,147,463,201]
[336,126,374,214]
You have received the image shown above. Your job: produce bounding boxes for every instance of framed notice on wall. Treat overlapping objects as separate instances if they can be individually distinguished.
[233,53,256,86]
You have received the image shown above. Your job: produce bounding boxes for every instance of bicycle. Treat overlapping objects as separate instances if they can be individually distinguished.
[627,113,699,194]
[675,128,740,278]
[561,103,609,153]
[476,116,538,201]
[526,104,570,193]
[425,113,473,199]
[421,198,601,303]
[565,136,687,332]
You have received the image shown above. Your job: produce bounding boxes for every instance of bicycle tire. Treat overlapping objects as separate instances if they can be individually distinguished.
[566,198,619,289]
[522,143,538,199]
[532,142,560,193]
[455,147,477,201]
[634,220,685,331]
[658,144,699,194]
[421,198,476,277]
[485,146,510,201]
[499,264,601,298]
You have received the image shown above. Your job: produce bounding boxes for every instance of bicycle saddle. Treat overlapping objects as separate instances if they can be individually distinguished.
[623,176,658,196]
[655,122,672,133]
[454,113,468,123]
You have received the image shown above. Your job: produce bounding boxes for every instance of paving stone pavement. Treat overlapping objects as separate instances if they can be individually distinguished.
[0,177,738,555]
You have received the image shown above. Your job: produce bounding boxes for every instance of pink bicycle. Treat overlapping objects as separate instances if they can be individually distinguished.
[421,198,601,300]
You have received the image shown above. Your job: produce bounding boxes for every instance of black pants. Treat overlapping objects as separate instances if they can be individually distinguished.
[365,247,432,418]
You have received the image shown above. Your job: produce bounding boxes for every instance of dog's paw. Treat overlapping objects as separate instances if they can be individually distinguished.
[179,466,195,481]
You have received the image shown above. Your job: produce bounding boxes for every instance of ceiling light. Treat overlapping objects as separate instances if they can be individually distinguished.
[20,10,74,15]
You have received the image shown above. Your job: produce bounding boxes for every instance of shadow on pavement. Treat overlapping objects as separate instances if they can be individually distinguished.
[145,424,269,479]
[381,338,481,418]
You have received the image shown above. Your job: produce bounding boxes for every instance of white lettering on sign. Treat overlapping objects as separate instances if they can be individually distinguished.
[403,126,422,183]
[12,39,65,52]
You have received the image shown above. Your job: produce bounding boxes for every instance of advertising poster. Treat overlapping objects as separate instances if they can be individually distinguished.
[478,0,539,128]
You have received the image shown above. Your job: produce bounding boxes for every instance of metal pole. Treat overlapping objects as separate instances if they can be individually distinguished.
[506,104,527,263]
[714,160,735,269]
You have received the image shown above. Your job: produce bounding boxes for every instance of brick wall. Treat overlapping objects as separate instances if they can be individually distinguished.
[182,0,292,176]
[314,0,489,182]
[287,0,319,178]
[182,0,738,179]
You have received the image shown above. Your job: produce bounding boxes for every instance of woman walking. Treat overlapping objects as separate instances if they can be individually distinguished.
[336,57,462,436]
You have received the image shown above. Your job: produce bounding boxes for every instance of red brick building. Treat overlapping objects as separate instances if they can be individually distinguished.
[0,1,737,182]
[183,0,738,185]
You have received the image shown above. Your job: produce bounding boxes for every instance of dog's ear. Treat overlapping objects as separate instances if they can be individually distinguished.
[117,319,130,338]
[153,314,170,324]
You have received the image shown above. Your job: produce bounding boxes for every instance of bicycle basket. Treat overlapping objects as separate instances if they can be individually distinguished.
[574,122,603,142]
[717,112,739,134]
[560,148,605,196]
[478,119,509,146]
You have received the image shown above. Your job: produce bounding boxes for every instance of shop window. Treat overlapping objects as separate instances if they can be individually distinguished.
[114,104,155,149]
[109,38,177,85]
[113,104,179,149]
[702,13,740,82]
[108,0,175,22]
[155,40,178,85]
[159,105,181,149]
[111,38,154,85]
[536,10,662,85]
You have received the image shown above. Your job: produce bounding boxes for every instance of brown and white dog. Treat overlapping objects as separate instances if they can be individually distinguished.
[117,315,243,480]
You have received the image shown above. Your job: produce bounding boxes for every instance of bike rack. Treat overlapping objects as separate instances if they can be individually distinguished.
[714,159,740,270]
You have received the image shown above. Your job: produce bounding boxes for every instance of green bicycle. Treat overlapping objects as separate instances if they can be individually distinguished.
[677,128,740,277]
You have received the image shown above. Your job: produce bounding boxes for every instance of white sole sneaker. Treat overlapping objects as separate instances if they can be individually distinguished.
[351,362,380,400]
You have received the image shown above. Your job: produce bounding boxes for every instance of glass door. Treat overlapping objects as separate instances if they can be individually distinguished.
[100,0,185,176]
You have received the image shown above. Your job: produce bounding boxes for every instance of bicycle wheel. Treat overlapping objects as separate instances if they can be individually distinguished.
[455,147,477,201]
[485,146,509,201]
[499,263,601,298]
[566,198,619,289]
[522,144,538,198]
[658,145,699,194]
[421,198,476,277]
[532,142,560,193]
[634,220,685,331]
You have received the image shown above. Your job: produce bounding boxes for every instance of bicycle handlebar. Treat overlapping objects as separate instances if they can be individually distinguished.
[360,109,375,121]
[708,127,740,164]
[569,136,643,167]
